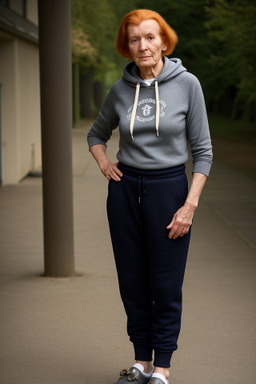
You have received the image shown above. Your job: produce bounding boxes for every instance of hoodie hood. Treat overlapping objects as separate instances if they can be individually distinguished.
[122,57,187,139]
[122,57,187,87]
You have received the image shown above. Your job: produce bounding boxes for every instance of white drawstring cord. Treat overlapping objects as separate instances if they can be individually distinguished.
[130,82,140,140]
[130,80,160,139]
[155,80,160,137]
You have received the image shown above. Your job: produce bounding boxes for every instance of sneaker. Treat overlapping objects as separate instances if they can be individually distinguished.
[114,366,151,384]
[148,376,169,384]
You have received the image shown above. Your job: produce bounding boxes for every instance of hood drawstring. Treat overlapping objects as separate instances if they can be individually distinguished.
[130,80,160,140]
[155,80,160,137]
[130,82,140,140]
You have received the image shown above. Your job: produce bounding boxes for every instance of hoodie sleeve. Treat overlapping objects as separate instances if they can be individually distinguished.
[87,86,119,149]
[185,74,213,176]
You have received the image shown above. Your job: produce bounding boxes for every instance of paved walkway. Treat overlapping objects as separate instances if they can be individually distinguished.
[0,120,256,384]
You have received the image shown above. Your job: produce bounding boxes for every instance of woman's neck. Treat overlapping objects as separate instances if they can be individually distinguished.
[139,59,164,80]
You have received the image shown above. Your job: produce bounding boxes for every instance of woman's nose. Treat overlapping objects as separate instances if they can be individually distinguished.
[139,38,147,51]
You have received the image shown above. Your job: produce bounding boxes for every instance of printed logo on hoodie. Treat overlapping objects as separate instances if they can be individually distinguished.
[127,98,166,123]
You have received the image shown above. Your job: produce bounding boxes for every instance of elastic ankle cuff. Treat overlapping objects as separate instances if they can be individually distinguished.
[153,351,173,368]
[133,344,153,362]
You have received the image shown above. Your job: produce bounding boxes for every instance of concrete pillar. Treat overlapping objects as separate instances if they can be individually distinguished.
[72,62,80,127]
[38,0,75,277]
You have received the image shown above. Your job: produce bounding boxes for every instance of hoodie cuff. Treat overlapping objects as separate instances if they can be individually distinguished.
[87,137,107,150]
[192,160,213,176]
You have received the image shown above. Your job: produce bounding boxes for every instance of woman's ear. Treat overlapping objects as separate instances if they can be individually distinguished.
[162,40,168,53]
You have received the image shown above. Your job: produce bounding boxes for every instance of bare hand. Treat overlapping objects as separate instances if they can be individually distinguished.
[100,160,123,182]
[166,202,195,239]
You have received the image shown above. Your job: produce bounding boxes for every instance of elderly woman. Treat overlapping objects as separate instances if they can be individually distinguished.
[87,9,212,384]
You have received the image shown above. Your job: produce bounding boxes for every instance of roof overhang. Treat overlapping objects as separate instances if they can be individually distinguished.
[0,4,38,44]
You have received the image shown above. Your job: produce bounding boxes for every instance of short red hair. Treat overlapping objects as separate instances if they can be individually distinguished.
[116,9,178,59]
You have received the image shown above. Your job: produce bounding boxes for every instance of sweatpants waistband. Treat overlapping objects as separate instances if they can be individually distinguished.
[118,162,185,179]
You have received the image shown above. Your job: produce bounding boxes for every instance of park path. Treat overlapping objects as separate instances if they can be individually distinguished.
[0,120,255,384]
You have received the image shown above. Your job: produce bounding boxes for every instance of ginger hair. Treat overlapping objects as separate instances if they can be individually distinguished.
[116,9,178,59]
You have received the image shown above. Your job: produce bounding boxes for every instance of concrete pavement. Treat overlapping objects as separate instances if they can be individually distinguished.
[0,119,256,384]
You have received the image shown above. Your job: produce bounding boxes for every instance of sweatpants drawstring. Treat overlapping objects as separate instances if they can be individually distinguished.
[138,176,146,204]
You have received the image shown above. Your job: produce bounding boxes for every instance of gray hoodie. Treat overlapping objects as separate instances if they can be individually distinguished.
[87,57,213,176]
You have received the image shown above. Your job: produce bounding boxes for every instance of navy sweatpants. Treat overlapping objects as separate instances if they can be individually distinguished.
[107,163,191,368]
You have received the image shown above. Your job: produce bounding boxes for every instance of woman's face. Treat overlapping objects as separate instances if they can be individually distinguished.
[127,19,167,77]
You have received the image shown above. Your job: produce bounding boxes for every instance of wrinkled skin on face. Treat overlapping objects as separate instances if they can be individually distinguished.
[127,19,167,79]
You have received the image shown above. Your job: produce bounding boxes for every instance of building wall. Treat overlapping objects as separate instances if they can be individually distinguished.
[0,38,19,184]
[0,1,41,185]
[27,0,38,25]
[0,37,41,185]
[16,38,41,180]
[9,0,38,24]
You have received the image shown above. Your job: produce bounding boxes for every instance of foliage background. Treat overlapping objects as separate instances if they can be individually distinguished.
[71,0,256,135]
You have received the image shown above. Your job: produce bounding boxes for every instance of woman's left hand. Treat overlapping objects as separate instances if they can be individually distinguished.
[166,202,195,240]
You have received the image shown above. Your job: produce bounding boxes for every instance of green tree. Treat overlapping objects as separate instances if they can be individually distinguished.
[71,0,138,84]
[205,0,256,121]
[134,0,256,122]
[134,0,211,85]
[71,0,139,118]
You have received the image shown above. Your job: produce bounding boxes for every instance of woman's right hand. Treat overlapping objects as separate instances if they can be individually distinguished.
[99,160,123,182]
[89,144,123,182]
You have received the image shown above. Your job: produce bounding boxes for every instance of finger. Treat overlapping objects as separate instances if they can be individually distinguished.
[111,170,122,181]
[179,230,185,238]
[169,231,178,240]
[168,222,184,239]
[166,216,175,230]
[173,228,185,239]
[168,226,178,239]
[177,225,191,238]
[166,222,173,230]
[113,168,123,179]
[113,163,123,177]
[107,163,123,181]
[103,167,118,181]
